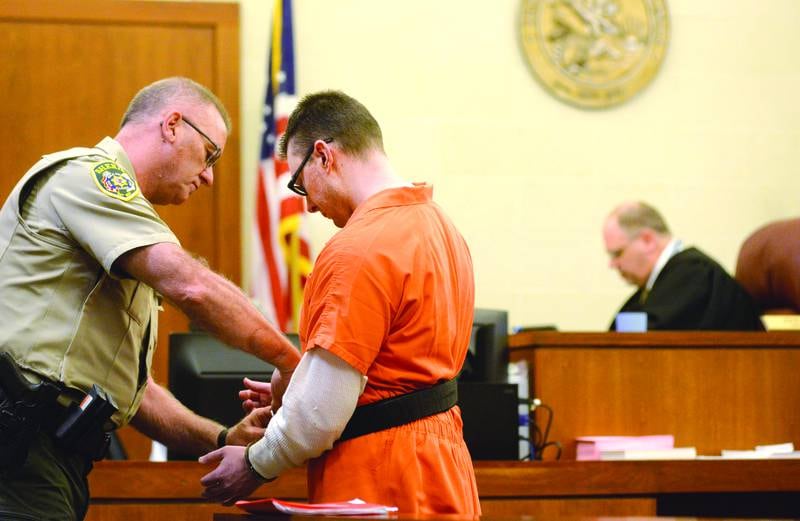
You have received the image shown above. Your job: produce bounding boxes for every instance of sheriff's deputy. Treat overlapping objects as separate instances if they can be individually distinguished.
[0,77,299,521]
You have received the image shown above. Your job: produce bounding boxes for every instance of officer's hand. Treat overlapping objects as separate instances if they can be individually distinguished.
[239,377,271,413]
[225,406,273,446]
[199,446,263,505]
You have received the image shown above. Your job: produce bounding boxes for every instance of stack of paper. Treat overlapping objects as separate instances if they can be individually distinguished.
[599,446,697,461]
[575,435,675,461]
[719,442,795,459]
[235,498,399,516]
[762,314,800,331]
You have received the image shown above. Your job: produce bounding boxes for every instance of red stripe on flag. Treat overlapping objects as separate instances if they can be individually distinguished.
[280,196,305,216]
[255,165,288,330]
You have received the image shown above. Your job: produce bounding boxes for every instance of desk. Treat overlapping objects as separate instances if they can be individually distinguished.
[508,331,800,458]
[86,460,800,520]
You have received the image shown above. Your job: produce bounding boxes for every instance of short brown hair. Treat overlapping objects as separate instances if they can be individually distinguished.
[279,90,383,159]
[120,76,231,132]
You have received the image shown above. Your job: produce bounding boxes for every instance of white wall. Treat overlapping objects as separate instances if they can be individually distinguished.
[230,0,800,331]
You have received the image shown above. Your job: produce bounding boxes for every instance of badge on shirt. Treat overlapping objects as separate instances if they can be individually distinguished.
[90,160,140,202]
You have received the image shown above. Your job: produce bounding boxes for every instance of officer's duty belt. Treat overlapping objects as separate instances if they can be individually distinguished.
[0,356,112,462]
[339,378,457,442]
[42,390,113,462]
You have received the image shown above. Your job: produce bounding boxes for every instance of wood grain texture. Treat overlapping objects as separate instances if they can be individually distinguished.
[89,462,307,500]
[509,332,800,458]
[88,460,800,498]
[0,0,241,460]
[509,330,800,348]
[472,460,800,495]
[479,498,656,517]
[86,460,800,520]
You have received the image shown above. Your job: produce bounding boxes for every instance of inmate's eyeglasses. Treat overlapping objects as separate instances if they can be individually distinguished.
[183,117,222,169]
[287,138,333,196]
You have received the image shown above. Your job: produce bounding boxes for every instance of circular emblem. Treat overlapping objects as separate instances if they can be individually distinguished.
[91,160,140,201]
[520,0,669,109]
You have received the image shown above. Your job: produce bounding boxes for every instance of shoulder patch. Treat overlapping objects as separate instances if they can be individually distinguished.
[90,160,140,201]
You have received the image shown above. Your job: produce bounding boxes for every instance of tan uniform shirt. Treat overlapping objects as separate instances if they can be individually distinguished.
[0,137,178,426]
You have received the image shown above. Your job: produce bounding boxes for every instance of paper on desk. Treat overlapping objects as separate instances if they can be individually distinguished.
[575,435,674,460]
[717,442,795,459]
[755,442,794,454]
[600,446,697,461]
[235,497,399,516]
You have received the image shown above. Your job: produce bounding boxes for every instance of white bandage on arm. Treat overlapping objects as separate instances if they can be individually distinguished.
[248,347,366,479]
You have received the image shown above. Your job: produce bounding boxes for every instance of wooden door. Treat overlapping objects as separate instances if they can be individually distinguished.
[0,0,240,459]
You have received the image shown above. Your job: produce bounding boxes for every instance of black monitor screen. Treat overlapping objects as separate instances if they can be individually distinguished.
[167,332,299,459]
[459,308,508,383]
[167,310,510,459]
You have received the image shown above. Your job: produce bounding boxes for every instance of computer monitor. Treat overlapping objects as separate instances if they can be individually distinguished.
[167,331,300,459]
[457,381,519,459]
[167,309,511,459]
[456,308,518,459]
[459,308,509,383]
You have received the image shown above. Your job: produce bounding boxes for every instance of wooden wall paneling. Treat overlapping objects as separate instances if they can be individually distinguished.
[0,0,241,460]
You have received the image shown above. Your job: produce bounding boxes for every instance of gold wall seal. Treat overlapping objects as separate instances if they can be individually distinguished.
[520,0,669,109]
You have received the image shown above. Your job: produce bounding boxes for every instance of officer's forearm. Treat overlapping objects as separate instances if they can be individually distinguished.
[115,243,300,373]
[175,269,301,373]
[130,378,222,455]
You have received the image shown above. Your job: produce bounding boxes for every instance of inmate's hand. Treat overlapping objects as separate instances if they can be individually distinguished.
[225,406,273,446]
[199,446,263,505]
[269,368,293,411]
[239,370,293,413]
[239,377,271,413]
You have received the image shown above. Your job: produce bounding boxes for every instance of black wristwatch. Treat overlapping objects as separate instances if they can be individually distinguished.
[244,442,274,482]
[216,427,228,448]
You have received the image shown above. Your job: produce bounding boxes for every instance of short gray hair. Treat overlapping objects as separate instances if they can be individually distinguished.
[615,201,671,237]
[120,77,231,132]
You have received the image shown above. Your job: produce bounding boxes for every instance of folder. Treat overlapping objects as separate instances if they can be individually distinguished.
[235,498,398,515]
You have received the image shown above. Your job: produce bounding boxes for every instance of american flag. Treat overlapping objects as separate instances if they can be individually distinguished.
[250,0,312,332]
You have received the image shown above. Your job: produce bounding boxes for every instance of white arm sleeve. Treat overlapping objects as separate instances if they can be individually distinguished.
[248,347,366,479]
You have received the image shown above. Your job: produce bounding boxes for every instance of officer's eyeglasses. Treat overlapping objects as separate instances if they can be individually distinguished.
[287,138,333,196]
[183,117,222,169]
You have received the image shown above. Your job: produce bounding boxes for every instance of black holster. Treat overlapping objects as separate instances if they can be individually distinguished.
[0,352,61,469]
[0,352,116,468]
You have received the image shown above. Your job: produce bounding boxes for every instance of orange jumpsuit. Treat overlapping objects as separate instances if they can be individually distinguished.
[298,184,480,516]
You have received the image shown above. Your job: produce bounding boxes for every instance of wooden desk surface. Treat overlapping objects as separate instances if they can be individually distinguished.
[89,459,800,498]
[86,460,800,521]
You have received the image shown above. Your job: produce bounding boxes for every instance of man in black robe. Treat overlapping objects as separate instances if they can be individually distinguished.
[603,201,764,331]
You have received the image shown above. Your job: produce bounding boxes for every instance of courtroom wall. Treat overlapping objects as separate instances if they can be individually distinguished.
[179,0,800,331]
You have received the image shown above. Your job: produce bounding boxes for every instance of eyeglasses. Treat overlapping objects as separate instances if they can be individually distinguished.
[608,234,640,260]
[183,117,222,169]
[287,138,333,196]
